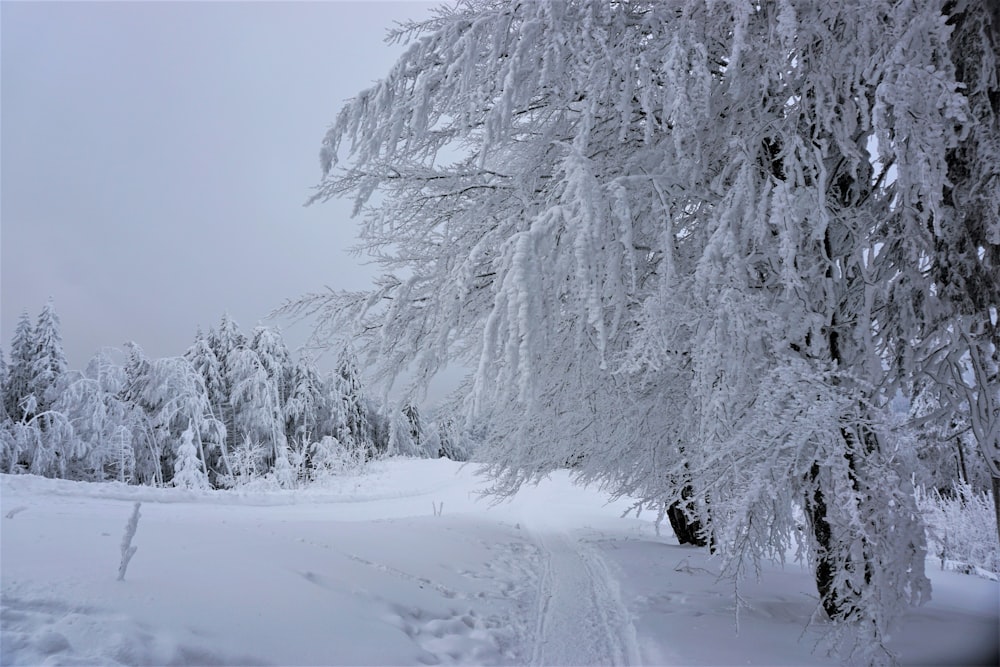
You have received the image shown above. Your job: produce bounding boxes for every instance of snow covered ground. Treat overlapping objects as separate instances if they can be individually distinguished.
[1,459,997,666]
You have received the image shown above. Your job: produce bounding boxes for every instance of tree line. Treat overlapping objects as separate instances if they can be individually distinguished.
[1,302,470,489]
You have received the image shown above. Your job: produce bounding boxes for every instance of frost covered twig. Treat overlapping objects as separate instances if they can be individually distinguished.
[117,502,141,581]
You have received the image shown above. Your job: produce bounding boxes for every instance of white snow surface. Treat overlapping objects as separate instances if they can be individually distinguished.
[1,458,997,666]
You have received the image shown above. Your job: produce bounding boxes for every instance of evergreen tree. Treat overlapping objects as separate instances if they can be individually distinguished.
[120,342,162,485]
[173,421,210,490]
[227,345,292,485]
[317,370,350,448]
[208,314,247,453]
[248,327,296,483]
[435,416,472,462]
[185,329,231,484]
[4,311,35,421]
[1,303,72,477]
[29,299,68,416]
[403,404,422,452]
[285,359,325,456]
[249,326,294,409]
[118,344,222,486]
[333,348,377,457]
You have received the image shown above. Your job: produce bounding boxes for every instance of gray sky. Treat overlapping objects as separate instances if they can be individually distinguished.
[2,0,439,378]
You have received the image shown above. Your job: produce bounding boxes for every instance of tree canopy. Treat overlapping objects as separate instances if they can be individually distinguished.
[295,1,999,662]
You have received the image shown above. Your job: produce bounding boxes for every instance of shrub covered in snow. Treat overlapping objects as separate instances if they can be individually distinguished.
[917,481,998,579]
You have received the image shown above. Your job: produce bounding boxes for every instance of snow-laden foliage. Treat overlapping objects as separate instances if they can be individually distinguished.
[3,313,34,421]
[51,352,137,482]
[183,331,230,484]
[307,434,366,480]
[293,1,999,662]
[30,299,68,416]
[3,306,67,425]
[285,360,324,446]
[173,422,209,490]
[917,481,999,578]
[435,417,474,463]
[332,349,381,457]
[1,307,458,492]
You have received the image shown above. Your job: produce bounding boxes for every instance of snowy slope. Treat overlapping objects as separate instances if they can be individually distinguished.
[1,459,997,666]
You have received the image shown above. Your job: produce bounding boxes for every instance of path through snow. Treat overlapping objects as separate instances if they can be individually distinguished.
[528,528,641,666]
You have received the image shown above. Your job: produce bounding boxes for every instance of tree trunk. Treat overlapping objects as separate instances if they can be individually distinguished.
[955,435,969,485]
[667,484,711,549]
[805,463,839,619]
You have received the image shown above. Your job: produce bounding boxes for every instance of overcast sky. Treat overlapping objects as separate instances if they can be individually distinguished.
[1,0,440,380]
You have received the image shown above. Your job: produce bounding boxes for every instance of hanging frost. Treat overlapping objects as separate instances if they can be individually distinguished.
[290,2,999,660]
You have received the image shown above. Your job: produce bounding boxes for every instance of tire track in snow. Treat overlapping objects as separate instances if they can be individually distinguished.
[528,530,641,666]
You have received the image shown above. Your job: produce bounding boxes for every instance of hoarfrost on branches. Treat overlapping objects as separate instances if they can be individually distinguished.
[292,1,999,662]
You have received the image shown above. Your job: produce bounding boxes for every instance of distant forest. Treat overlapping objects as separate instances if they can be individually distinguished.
[0,301,470,489]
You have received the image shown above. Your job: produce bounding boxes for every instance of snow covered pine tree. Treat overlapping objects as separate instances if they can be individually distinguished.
[288,1,998,662]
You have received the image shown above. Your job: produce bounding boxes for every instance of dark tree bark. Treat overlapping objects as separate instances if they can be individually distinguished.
[667,484,709,548]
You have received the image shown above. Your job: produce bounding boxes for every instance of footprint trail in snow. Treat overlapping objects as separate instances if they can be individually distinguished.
[528,527,642,666]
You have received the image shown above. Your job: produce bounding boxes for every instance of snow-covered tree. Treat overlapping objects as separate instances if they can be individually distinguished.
[186,329,226,411]
[402,404,426,454]
[119,342,163,485]
[208,314,247,452]
[2,353,31,472]
[184,330,231,484]
[1,303,73,477]
[421,419,443,459]
[249,326,294,409]
[52,355,130,481]
[29,299,68,416]
[227,345,293,486]
[386,405,419,458]
[285,359,325,461]
[4,311,37,422]
[49,370,94,476]
[173,421,209,490]
[290,1,1000,660]
[120,343,224,486]
[868,0,1000,545]
[435,416,473,462]
[332,348,378,457]
[23,409,75,478]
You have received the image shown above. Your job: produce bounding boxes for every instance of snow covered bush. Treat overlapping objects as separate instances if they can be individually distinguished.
[917,482,999,579]
[216,436,269,489]
[308,435,366,480]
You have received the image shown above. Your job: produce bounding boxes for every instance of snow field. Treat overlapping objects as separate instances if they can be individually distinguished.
[2,458,998,666]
